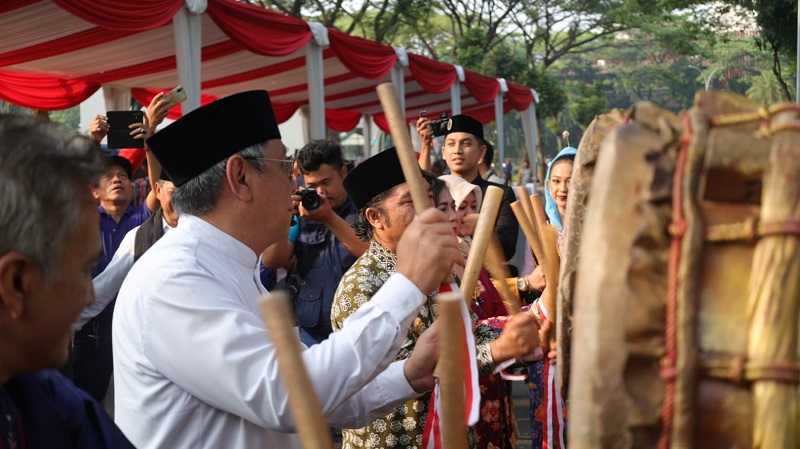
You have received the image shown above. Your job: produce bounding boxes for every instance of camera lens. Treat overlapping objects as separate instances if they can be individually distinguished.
[301,190,321,211]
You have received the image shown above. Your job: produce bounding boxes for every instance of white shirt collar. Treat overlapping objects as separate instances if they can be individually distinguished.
[177,214,258,269]
[161,216,173,233]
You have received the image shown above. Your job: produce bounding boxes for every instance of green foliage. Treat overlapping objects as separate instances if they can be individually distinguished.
[457,28,489,71]
[712,0,796,99]
[734,0,796,62]
[0,101,33,116]
[483,43,529,80]
[569,82,609,128]
[49,106,80,132]
[244,0,798,155]
[746,69,788,104]
[522,66,567,119]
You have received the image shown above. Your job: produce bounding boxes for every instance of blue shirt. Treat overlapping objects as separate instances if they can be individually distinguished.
[293,200,358,342]
[3,370,135,449]
[93,202,151,277]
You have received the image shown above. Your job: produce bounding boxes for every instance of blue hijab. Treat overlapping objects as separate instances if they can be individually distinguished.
[544,146,577,229]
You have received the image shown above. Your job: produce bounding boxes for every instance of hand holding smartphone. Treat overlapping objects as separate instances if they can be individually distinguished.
[106,111,145,149]
[163,85,188,109]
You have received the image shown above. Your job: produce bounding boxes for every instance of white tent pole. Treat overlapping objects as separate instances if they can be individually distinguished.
[390,66,406,119]
[392,47,410,117]
[523,89,540,180]
[450,82,461,115]
[102,85,131,112]
[363,113,373,158]
[173,3,203,114]
[451,65,465,115]
[495,78,508,163]
[305,24,327,140]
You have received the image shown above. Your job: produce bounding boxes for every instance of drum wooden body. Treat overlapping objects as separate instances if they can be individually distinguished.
[568,91,799,448]
[557,110,624,398]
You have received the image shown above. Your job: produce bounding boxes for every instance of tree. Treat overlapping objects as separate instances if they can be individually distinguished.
[747,69,787,104]
[569,82,608,128]
[713,0,797,100]
[50,106,80,132]
[243,0,432,43]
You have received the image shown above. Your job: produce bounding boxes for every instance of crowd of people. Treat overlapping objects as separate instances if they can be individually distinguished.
[0,88,575,448]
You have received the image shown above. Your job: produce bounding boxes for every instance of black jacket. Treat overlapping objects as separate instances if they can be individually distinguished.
[470,175,519,264]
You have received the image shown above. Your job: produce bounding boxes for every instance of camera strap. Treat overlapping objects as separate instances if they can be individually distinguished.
[283,231,327,300]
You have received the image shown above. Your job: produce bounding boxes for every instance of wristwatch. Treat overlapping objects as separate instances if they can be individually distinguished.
[517,276,529,292]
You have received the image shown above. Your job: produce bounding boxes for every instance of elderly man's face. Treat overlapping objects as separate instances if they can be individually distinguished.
[22,197,100,369]
[368,182,434,252]
[255,139,295,246]
[155,180,178,227]
[94,164,133,205]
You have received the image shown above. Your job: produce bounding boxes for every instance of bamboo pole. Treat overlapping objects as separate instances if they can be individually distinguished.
[376,83,430,215]
[485,234,521,314]
[437,291,469,449]
[529,194,560,326]
[460,186,504,307]
[260,292,333,449]
[515,186,536,231]
[521,192,547,262]
[746,109,800,449]
[511,201,545,268]
[376,82,465,447]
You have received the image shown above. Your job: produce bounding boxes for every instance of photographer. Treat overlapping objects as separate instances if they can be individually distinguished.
[261,140,367,346]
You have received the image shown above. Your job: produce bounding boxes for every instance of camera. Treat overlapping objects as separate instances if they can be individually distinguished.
[294,187,322,211]
[421,110,450,137]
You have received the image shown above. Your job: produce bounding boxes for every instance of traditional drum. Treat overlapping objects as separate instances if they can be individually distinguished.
[556,109,624,399]
[568,91,799,448]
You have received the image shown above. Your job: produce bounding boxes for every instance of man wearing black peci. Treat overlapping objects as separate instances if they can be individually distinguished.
[417,114,520,274]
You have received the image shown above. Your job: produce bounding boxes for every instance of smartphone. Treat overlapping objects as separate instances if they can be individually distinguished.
[106,110,145,149]
[163,85,188,108]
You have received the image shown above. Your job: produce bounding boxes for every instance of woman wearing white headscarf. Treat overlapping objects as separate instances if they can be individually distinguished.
[436,175,515,449]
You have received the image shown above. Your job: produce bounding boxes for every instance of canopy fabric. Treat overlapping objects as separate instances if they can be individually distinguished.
[0,0,536,131]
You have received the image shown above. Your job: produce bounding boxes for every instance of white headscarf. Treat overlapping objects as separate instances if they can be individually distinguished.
[439,175,482,211]
[439,175,482,252]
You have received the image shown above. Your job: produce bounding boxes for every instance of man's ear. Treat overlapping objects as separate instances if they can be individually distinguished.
[339,165,348,179]
[478,144,487,162]
[225,156,253,202]
[0,252,38,321]
[365,207,385,231]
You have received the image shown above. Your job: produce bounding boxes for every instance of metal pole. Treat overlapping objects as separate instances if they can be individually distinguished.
[306,41,326,139]
[705,66,727,91]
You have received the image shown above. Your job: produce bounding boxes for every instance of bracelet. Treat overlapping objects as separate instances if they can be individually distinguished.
[476,342,496,375]
[528,299,544,327]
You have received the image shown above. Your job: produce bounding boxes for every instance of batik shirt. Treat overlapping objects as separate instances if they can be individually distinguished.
[333,240,497,449]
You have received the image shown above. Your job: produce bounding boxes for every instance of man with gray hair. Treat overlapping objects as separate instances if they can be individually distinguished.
[112,90,464,448]
[0,115,135,448]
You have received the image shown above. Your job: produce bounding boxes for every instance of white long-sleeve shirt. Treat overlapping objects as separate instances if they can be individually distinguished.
[112,214,425,449]
[74,218,172,331]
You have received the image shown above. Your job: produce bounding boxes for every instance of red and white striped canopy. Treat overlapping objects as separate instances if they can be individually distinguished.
[0,0,536,132]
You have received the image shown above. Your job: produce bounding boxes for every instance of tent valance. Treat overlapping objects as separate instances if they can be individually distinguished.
[0,0,537,129]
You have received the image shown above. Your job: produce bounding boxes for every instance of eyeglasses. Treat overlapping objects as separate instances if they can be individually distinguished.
[243,156,294,179]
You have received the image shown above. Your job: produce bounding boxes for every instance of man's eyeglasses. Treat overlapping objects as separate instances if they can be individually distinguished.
[243,156,294,179]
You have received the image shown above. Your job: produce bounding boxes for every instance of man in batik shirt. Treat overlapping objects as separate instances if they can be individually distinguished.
[332,148,539,449]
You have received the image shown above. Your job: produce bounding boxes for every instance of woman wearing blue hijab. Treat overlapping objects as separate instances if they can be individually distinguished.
[527,146,576,449]
[544,146,577,229]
